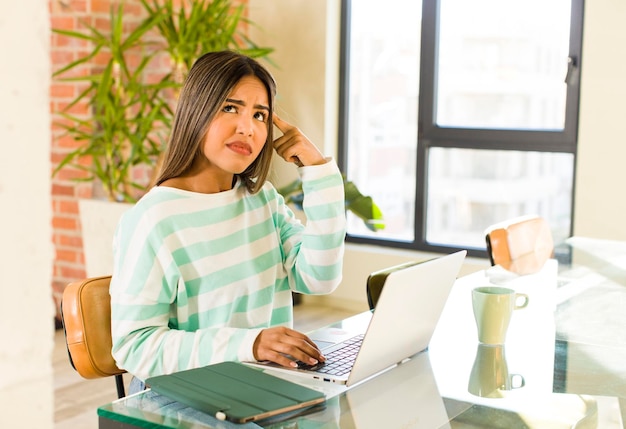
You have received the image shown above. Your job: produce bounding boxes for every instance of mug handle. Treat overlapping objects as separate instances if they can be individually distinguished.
[514,293,529,309]
[510,373,525,389]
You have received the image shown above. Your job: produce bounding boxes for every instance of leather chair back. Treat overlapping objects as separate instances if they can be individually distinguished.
[61,275,126,397]
[485,215,554,275]
[366,261,423,310]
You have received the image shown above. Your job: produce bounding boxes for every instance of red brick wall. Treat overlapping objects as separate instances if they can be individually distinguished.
[49,0,248,320]
[50,0,142,320]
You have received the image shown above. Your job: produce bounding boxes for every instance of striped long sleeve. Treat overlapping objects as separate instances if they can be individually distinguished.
[110,160,346,380]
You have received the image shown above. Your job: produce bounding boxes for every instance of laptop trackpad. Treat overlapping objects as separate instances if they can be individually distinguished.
[312,340,335,350]
[311,328,359,350]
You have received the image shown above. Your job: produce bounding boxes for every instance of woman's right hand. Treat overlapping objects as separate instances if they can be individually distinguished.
[253,326,326,368]
[272,114,327,167]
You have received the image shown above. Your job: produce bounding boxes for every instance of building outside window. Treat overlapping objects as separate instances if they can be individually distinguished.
[339,0,583,256]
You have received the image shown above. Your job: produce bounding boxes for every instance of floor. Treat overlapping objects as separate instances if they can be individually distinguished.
[53,302,357,429]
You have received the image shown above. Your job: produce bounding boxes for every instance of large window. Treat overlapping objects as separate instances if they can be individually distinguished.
[339,0,583,257]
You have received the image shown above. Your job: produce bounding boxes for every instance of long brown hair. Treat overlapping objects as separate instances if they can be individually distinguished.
[156,51,276,193]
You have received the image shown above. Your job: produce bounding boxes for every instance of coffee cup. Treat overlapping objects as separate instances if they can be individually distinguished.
[472,286,529,344]
[468,343,525,398]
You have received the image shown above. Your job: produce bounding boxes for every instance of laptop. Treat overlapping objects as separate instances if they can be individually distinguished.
[250,250,466,387]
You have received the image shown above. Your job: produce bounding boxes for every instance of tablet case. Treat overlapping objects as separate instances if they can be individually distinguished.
[146,361,326,424]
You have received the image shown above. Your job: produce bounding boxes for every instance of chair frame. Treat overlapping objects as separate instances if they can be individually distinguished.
[366,261,423,310]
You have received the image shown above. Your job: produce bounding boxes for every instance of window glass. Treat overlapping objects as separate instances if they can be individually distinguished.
[426,148,574,248]
[436,0,572,130]
[345,0,422,241]
[342,0,580,254]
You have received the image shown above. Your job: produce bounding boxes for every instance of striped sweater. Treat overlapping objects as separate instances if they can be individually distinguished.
[110,160,346,380]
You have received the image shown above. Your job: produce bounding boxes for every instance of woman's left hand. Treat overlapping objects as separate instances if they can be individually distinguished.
[272,114,327,167]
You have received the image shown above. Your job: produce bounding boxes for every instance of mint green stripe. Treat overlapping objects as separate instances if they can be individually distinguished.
[232,285,274,313]
[170,217,278,266]
[177,335,193,370]
[304,203,345,221]
[170,280,187,308]
[225,330,248,359]
[302,174,343,192]
[185,285,275,327]
[302,230,346,250]
[121,328,164,376]
[270,305,292,325]
[297,259,343,282]
[273,278,291,293]
[184,251,280,297]
[141,192,273,245]
[198,331,215,363]
[186,301,233,328]
[115,191,187,263]
[111,302,168,321]
[125,249,162,295]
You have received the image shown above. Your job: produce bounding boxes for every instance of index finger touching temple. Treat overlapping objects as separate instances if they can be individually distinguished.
[272,113,292,132]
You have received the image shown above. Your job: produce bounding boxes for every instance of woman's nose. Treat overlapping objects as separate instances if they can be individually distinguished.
[236,116,253,136]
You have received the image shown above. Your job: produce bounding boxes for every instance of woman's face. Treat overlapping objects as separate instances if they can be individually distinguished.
[201,75,270,176]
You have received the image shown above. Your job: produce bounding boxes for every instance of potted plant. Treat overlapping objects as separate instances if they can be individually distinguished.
[53,0,272,203]
[52,0,273,276]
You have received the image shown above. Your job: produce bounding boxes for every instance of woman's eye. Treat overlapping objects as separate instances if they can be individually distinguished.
[223,104,237,113]
[254,111,267,122]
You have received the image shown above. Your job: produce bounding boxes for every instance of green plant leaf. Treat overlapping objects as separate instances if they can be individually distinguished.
[51,0,281,203]
[277,177,385,232]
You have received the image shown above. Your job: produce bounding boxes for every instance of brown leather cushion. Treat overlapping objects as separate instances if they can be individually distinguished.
[485,215,554,275]
[62,276,125,379]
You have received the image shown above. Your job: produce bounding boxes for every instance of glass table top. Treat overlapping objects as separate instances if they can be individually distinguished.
[99,237,626,428]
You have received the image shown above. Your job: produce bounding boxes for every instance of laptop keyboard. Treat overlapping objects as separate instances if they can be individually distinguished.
[300,334,364,376]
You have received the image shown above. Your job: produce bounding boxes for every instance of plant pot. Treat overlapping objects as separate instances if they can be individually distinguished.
[79,199,133,278]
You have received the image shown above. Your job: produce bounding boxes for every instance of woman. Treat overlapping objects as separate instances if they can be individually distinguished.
[109,51,346,389]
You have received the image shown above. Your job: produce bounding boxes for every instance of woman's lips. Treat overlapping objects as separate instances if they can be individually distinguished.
[226,141,252,155]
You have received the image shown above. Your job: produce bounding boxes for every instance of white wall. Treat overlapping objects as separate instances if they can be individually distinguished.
[574,0,626,240]
[248,0,340,188]
[250,1,626,311]
[0,1,54,427]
